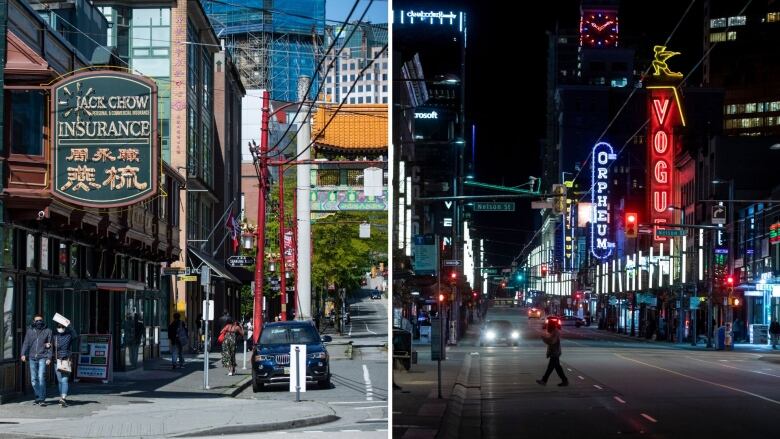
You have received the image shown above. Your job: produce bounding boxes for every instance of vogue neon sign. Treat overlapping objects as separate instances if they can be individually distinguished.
[647,85,685,241]
[591,142,616,260]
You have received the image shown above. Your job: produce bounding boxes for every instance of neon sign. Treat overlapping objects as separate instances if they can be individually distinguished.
[591,142,616,260]
[397,10,465,32]
[647,85,685,241]
[414,111,438,119]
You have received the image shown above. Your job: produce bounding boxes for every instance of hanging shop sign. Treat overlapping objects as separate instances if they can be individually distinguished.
[310,189,387,212]
[51,71,158,208]
[770,222,780,245]
[646,47,686,242]
[590,142,616,260]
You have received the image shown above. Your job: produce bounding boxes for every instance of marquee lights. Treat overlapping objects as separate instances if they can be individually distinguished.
[647,85,685,241]
[591,141,616,260]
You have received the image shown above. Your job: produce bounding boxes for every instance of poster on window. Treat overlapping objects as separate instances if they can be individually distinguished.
[75,334,112,383]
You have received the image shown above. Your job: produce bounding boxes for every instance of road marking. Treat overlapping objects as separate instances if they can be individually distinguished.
[685,356,780,379]
[353,405,387,410]
[641,413,658,423]
[349,320,353,337]
[363,364,374,401]
[614,396,626,404]
[331,401,383,405]
[341,430,361,432]
[577,375,584,380]
[366,323,377,335]
[363,418,388,422]
[303,431,324,434]
[593,384,603,390]
[616,353,780,406]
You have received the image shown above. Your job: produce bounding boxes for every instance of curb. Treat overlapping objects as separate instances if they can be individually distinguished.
[224,376,253,397]
[172,414,340,437]
[437,352,481,439]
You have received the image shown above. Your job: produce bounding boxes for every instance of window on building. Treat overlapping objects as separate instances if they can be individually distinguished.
[709,32,726,42]
[9,90,45,155]
[0,276,14,360]
[770,101,780,112]
[767,116,780,126]
[382,74,388,81]
[366,85,372,92]
[342,75,347,82]
[131,8,171,77]
[383,85,387,92]
[326,76,331,83]
[326,87,332,95]
[350,97,355,104]
[350,74,355,81]
[342,86,348,94]
[768,12,780,22]
[725,104,737,114]
[358,85,363,92]
[317,170,340,186]
[710,18,727,28]
[727,31,737,40]
[358,97,363,104]
[366,73,372,80]
[746,103,757,113]
[610,78,628,88]
[366,96,372,103]
[728,16,746,26]
[382,97,387,103]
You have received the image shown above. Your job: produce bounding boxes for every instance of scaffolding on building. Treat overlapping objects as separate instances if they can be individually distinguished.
[202,0,325,101]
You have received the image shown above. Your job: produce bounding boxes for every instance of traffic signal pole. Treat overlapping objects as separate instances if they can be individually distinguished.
[253,90,270,343]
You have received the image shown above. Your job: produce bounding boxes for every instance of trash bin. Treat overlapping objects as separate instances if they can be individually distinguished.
[716,326,726,350]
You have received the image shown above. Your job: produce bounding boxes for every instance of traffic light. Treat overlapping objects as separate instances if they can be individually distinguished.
[438,293,446,303]
[472,292,478,299]
[540,264,548,277]
[726,275,734,286]
[625,212,638,238]
[516,272,524,282]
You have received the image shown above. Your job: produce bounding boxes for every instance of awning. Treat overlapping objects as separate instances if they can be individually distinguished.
[188,248,242,284]
[95,280,148,291]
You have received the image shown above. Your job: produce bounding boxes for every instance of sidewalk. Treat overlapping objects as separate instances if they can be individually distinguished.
[392,324,481,439]
[0,353,336,438]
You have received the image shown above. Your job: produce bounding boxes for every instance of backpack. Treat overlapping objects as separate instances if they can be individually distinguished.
[176,322,189,347]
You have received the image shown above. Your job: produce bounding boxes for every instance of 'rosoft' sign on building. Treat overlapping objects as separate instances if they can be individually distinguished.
[52,71,158,208]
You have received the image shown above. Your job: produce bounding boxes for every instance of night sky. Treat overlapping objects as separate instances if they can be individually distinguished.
[397,0,704,266]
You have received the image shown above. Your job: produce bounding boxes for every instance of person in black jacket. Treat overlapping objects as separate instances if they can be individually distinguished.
[770,318,780,349]
[536,323,569,387]
[21,315,52,405]
[52,323,78,407]
[168,313,187,369]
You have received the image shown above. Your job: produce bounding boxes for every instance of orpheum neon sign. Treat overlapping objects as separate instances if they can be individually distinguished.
[647,85,685,241]
[591,142,616,260]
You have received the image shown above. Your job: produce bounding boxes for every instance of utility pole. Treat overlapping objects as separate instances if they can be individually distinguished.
[295,76,312,320]
[279,166,287,321]
[252,90,270,343]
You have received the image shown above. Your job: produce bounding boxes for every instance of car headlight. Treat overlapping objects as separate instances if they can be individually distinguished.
[511,331,519,339]
[486,331,496,340]
[308,352,328,359]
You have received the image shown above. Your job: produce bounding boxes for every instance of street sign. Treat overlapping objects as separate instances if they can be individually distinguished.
[179,275,197,282]
[200,266,210,287]
[712,205,726,225]
[656,228,686,237]
[473,202,515,212]
[162,267,183,276]
[481,267,499,275]
[202,300,214,321]
[531,201,553,209]
[227,256,256,267]
[443,259,462,267]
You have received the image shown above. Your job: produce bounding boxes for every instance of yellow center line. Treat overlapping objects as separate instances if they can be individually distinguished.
[684,356,780,379]
[614,353,780,406]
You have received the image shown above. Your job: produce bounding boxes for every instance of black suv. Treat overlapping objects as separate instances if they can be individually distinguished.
[251,321,332,392]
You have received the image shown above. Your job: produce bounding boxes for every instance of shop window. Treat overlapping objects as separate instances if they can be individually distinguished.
[9,90,45,156]
[1,276,14,360]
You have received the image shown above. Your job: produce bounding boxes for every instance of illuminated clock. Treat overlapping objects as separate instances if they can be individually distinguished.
[580,12,619,48]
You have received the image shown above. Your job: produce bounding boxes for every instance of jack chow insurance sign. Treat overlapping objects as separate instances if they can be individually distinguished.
[52,71,158,207]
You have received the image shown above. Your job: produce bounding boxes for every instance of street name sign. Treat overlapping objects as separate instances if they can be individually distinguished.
[656,228,686,237]
[443,259,462,267]
[473,202,515,212]
[227,256,255,267]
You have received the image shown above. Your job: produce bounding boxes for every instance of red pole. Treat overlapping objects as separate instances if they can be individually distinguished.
[279,166,287,321]
[253,90,270,343]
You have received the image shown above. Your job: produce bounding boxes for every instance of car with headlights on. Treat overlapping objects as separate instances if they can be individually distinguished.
[251,321,332,392]
[527,308,542,319]
[479,320,519,347]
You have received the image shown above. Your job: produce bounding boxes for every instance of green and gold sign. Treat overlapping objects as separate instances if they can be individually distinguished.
[52,71,158,207]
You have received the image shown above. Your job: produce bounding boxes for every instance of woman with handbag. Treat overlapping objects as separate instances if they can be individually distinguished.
[53,323,77,407]
[219,318,244,376]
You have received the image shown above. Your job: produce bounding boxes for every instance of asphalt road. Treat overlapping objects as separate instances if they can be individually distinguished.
[471,306,780,438]
[236,291,388,437]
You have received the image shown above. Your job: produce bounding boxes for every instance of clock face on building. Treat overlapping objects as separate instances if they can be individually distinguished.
[581,12,618,47]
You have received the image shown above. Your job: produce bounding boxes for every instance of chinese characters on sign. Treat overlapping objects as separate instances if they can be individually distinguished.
[591,142,616,260]
[52,72,157,207]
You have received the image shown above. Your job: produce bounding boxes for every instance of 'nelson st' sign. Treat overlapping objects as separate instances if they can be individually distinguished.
[52,71,158,208]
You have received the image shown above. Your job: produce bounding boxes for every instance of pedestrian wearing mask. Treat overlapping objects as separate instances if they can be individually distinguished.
[20,315,52,406]
[52,323,77,407]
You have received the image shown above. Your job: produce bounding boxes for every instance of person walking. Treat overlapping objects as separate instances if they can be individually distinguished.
[219,318,244,376]
[20,315,52,405]
[168,313,187,369]
[732,317,743,344]
[52,322,77,407]
[770,318,780,349]
[536,321,569,387]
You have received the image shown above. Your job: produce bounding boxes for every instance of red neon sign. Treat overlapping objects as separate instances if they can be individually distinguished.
[647,86,684,242]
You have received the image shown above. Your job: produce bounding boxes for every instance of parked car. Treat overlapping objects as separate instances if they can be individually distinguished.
[542,316,562,330]
[251,321,332,392]
[560,315,585,328]
[527,308,542,319]
[479,320,520,347]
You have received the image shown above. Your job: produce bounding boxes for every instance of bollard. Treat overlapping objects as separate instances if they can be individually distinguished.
[295,346,301,402]
[242,338,247,370]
